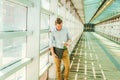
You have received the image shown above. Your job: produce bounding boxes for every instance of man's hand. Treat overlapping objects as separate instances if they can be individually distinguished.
[50,47,58,58]
[64,39,72,47]
[52,53,58,58]
[64,42,69,46]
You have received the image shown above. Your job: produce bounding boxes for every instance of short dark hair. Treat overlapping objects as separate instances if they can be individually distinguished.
[55,18,62,25]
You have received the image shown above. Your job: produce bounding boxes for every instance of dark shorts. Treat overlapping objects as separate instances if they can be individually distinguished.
[53,47,64,59]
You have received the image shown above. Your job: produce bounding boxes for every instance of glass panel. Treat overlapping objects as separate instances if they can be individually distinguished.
[0,37,26,66]
[41,0,49,10]
[58,6,60,15]
[41,13,49,30]
[39,53,49,70]
[5,67,26,80]
[59,6,64,16]
[40,33,49,50]
[0,1,27,31]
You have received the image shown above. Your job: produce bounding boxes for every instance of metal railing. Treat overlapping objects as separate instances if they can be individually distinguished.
[0,58,32,80]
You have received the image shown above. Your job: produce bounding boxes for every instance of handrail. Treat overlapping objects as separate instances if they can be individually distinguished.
[40,47,49,56]
[0,58,32,80]
[6,0,34,7]
[39,63,53,78]
[40,29,50,33]
[0,31,33,39]
[0,59,21,71]
[41,8,54,15]
[96,31,120,44]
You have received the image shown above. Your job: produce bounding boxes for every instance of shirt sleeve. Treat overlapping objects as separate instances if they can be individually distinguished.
[66,29,72,40]
[49,32,55,48]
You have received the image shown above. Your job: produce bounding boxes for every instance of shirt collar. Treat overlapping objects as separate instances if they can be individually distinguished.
[54,27,63,32]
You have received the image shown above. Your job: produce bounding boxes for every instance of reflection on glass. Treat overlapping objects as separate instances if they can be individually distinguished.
[41,0,49,10]
[5,67,26,80]
[40,33,49,50]
[41,13,49,30]
[39,53,49,70]
[0,37,26,67]
[0,1,27,31]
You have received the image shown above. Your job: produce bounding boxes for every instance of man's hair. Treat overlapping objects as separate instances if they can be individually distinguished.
[55,18,62,25]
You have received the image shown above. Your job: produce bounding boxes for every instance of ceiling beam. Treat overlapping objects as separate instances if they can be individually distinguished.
[89,0,106,23]
[89,0,114,23]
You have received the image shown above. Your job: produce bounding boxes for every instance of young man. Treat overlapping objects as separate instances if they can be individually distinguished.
[49,18,72,80]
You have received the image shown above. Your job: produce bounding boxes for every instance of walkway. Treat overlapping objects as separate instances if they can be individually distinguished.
[69,32,120,80]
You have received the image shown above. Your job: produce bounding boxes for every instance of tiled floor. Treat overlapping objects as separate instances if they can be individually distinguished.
[69,32,120,80]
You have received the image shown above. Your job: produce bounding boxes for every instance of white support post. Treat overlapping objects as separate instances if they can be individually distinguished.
[0,40,3,66]
[0,1,3,66]
[26,0,41,80]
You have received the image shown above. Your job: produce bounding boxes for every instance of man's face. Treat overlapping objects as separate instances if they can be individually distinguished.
[56,23,62,31]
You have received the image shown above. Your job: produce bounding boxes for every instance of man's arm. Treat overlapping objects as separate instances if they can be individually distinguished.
[65,29,72,46]
[50,47,58,58]
[49,32,58,58]
[64,39,72,47]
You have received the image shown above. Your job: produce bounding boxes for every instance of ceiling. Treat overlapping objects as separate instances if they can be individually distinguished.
[71,0,120,24]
